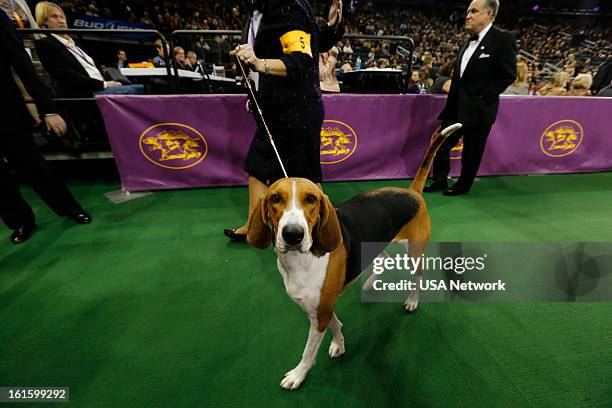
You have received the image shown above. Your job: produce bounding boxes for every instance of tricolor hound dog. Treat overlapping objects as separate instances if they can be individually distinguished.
[247,123,462,390]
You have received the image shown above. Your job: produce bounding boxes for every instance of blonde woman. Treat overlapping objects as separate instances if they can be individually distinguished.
[503,62,529,95]
[539,72,568,96]
[567,74,593,96]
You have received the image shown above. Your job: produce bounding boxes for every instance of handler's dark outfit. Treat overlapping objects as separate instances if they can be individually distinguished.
[243,0,344,185]
[0,11,84,235]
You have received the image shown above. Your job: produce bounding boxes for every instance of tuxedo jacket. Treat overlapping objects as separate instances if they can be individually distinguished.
[592,58,612,94]
[439,25,517,127]
[0,11,56,130]
[35,35,105,98]
[242,0,344,108]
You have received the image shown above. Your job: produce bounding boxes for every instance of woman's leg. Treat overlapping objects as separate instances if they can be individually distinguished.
[233,176,268,235]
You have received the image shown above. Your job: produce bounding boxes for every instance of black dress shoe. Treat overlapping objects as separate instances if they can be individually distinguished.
[224,228,247,242]
[68,209,92,224]
[423,182,448,193]
[443,188,468,196]
[11,225,36,245]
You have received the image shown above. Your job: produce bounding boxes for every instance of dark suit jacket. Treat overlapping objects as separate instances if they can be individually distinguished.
[592,59,612,95]
[0,11,56,130]
[242,0,344,108]
[35,35,105,98]
[439,25,517,127]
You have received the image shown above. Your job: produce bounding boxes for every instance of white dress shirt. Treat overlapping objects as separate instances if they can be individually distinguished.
[247,10,262,90]
[52,34,105,83]
[460,22,492,78]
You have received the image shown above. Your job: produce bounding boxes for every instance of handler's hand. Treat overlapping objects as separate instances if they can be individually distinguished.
[44,114,67,136]
[231,44,264,72]
[328,0,342,27]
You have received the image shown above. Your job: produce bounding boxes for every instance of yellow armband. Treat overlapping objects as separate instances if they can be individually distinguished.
[279,30,312,57]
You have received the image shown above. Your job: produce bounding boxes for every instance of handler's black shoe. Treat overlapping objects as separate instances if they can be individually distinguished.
[423,182,448,193]
[68,209,92,224]
[443,188,468,196]
[11,225,37,245]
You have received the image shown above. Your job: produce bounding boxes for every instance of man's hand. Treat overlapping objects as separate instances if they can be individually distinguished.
[44,114,67,136]
[105,81,123,88]
[328,0,343,27]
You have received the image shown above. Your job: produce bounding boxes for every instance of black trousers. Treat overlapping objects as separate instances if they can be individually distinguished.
[0,126,80,229]
[432,121,493,192]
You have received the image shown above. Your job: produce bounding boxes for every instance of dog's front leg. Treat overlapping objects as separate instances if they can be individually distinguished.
[280,316,327,390]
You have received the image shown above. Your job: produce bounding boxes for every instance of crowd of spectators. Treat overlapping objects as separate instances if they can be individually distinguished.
[54,0,611,96]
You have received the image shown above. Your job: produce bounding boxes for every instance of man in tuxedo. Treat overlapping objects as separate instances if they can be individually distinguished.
[424,0,517,196]
[0,10,91,244]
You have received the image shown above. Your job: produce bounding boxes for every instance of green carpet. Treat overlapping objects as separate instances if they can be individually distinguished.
[1,173,611,407]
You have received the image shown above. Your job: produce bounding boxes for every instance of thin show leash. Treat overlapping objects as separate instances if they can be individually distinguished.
[235,54,289,179]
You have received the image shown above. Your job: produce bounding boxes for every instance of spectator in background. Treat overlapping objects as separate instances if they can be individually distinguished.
[319,46,340,92]
[406,70,420,94]
[186,50,205,75]
[34,1,143,97]
[503,61,529,95]
[173,46,191,70]
[342,40,353,55]
[430,59,454,94]
[340,55,352,72]
[153,38,169,67]
[421,51,437,80]
[417,67,432,93]
[567,73,592,96]
[563,53,576,77]
[539,72,568,96]
[116,49,128,69]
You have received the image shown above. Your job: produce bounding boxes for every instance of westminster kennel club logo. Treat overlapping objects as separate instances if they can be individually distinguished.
[320,120,358,164]
[540,120,584,158]
[139,123,208,170]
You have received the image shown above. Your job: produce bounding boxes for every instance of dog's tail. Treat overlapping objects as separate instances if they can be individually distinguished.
[409,123,463,194]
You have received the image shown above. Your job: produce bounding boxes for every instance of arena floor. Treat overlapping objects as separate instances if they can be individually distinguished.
[1,173,611,407]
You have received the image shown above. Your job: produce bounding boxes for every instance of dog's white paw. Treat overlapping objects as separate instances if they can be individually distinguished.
[328,339,345,358]
[280,366,307,390]
[404,294,419,312]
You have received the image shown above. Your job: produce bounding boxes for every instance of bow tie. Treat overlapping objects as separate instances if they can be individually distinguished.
[469,34,479,43]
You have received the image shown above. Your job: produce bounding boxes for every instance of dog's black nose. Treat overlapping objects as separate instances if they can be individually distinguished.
[282,225,304,246]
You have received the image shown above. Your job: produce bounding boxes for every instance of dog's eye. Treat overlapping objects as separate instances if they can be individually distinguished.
[271,193,282,203]
[306,194,317,204]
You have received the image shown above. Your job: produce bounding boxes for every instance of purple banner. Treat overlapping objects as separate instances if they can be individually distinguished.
[96,94,612,191]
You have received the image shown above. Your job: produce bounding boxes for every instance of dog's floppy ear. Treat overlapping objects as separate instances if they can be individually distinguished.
[247,195,272,249]
[311,194,342,257]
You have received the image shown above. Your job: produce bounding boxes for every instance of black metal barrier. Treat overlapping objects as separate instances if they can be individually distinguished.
[170,30,242,94]
[14,28,413,157]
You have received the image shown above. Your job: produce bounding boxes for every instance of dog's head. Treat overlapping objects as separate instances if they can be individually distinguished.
[246,178,342,256]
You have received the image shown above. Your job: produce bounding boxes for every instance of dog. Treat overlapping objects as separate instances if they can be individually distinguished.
[246,123,462,390]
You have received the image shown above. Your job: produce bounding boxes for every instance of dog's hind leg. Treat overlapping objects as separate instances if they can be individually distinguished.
[328,312,345,358]
[404,240,427,312]
[280,316,328,390]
